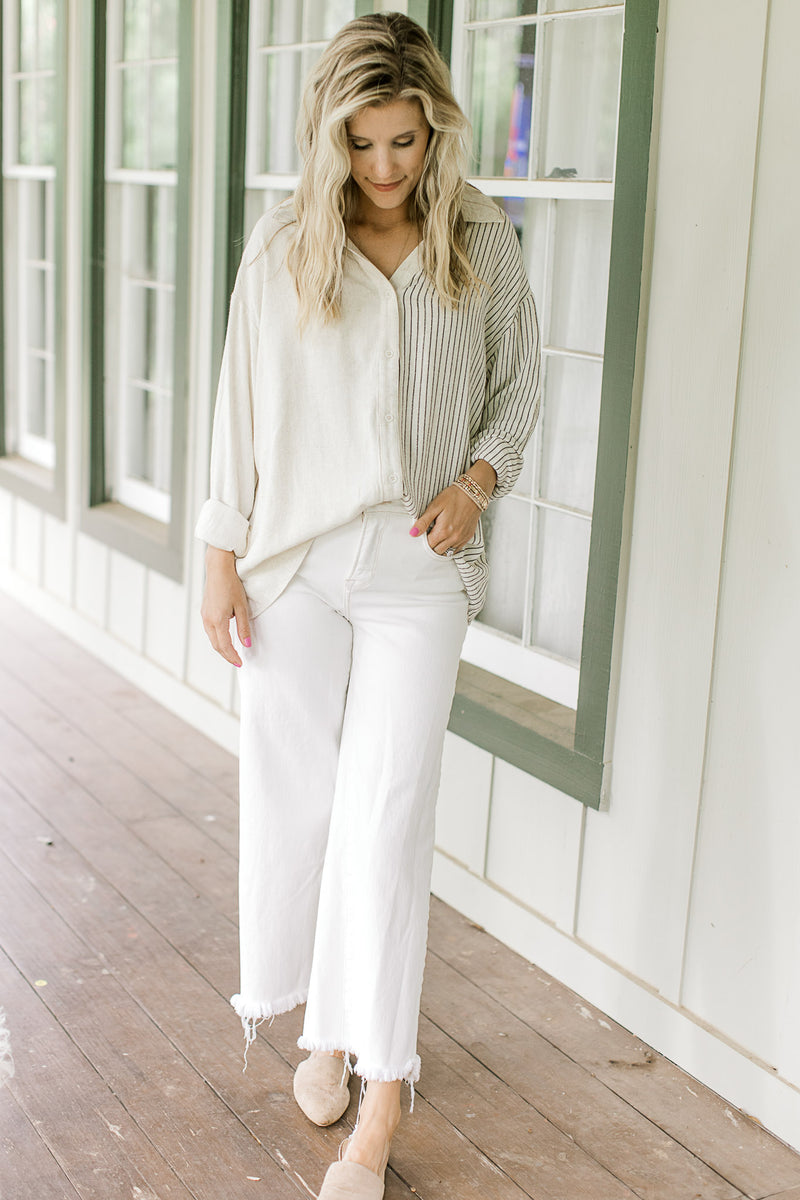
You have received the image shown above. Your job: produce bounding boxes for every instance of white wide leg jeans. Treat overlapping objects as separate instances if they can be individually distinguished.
[232,499,469,1100]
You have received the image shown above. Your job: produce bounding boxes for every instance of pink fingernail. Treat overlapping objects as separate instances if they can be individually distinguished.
[410,526,419,537]
[243,637,251,647]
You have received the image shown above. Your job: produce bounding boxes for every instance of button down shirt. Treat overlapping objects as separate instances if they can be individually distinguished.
[195,183,541,623]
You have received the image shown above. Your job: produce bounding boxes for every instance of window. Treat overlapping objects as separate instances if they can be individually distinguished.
[451,0,623,710]
[446,0,659,804]
[244,0,360,232]
[1,0,61,486]
[85,0,191,573]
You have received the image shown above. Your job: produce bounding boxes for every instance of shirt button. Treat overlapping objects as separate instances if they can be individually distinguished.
[388,473,399,483]
[384,412,395,422]
[384,349,394,359]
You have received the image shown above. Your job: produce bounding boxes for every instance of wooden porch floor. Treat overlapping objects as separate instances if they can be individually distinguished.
[1,595,800,1200]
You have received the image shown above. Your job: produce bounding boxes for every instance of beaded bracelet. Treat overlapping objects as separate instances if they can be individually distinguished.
[455,472,490,512]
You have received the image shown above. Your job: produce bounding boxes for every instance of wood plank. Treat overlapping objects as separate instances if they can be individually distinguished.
[416,1014,639,1200]
[0,734,533,1200]
[420,950,744,1200]
[0,641,239,857]
[0,1085,82,1200]
[2,611,795,1198]
[130,812,238,923]
[761,1189,800,1200]
[0,948,197,1200]
[0,844,305,1200]
[428,897,800,1198]
[0,596,238,795]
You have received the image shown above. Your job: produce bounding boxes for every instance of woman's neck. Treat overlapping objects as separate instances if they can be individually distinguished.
[351,193,415,233]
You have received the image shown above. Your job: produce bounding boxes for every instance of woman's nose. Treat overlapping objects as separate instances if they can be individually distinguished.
[370,147,396,180]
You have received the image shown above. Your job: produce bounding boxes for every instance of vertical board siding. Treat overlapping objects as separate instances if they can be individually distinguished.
[571,0,770,1001]
[484,760,584,933]
[680,0,800,1081]
[12,500,44,585]
[43,515,73,605]
[434,733,494,876]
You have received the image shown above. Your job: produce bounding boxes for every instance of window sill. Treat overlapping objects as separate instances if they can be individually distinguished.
[80,500,183,580]
[0,455,65,519]
[449,661,603,808]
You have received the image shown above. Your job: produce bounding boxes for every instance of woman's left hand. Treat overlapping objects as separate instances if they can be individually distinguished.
[412,462,497,555]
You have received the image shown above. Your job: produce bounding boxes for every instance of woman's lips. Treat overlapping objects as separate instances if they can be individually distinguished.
[370,180,403,192]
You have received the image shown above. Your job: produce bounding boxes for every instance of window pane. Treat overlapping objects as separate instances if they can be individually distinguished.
[258,48,322,174]
[25,177,46,259]
[38,72,56,164]
[24,355,48,438]
[17,78,36,164]
[261,0,357,45]
[244,186,294,239]
[128,284,156,381]
[151,0,178,58]
[126,385,156,482]
[26,266,46,349]
[150,62,178,169]
[121,66,149,168]
[124,0,149,60]
[19,0,36,70]
[467,24,535,178]
[539,355,601,513]
[476,498,532,639]
[548,199,612,353]
[39,0,57,68]
[536,14,623,181]
[531,508,590,662]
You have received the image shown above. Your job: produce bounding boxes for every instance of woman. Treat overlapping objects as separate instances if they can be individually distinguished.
[196,13,540,1199]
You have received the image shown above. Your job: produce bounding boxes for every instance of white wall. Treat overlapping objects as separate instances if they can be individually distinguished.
[2,0,799,1152]
[433,0,800,1151]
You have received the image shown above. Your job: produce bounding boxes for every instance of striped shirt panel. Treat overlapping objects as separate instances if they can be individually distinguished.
[398,208,541,621]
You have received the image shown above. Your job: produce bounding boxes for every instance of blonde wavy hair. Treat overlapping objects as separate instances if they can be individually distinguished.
[285,12,478,327]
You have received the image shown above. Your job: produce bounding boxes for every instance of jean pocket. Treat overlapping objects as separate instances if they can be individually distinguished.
[420,530,454,561]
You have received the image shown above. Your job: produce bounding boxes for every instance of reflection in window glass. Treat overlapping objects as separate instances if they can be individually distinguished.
[537,14,622,181]
[468,24,535,178]
[262,0,356,45]
[2,0,58,470]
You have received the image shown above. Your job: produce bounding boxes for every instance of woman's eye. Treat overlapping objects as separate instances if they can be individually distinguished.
[395,139,414,148]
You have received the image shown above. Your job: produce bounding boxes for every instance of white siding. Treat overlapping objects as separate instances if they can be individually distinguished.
[680,0,800,1080]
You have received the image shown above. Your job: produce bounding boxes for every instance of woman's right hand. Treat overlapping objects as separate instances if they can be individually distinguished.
[201,547,252,667]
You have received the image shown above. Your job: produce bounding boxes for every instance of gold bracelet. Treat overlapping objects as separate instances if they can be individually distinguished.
[455,473,490,511]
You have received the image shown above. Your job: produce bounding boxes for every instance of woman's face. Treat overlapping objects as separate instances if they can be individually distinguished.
[346,98,430,218]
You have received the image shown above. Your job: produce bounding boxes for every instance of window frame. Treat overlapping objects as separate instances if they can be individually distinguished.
[0,0,67,520]
[214,0,659,808]
[446,0,659,806]
[80,0,193,580]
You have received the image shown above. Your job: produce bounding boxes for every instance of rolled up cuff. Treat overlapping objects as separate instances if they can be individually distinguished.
[469,430,525,500]
[194,499,250,557]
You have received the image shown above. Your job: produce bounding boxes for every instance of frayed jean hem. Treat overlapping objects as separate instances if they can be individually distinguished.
[296,1035,420,1112]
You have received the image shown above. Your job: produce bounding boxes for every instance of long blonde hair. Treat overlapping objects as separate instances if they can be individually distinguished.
[286,12,478,327]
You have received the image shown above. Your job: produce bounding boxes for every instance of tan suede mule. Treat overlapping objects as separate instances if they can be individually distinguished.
[292,1051,351,1126]
[316,1160,385,1199]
